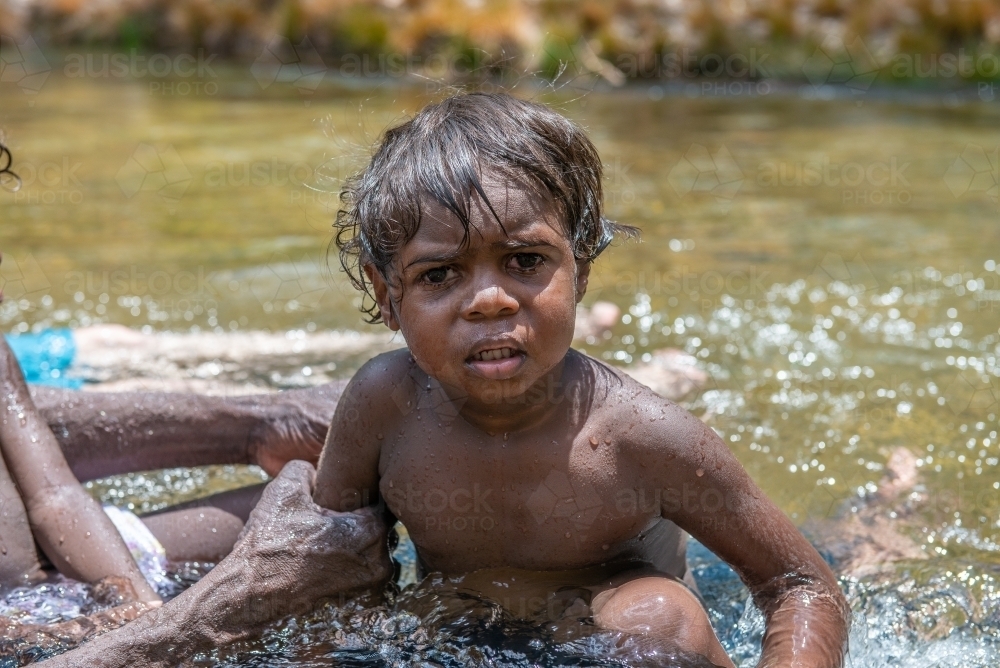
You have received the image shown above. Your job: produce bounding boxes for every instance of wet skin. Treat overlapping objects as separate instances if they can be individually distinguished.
[1,254,335,643]
[38,461,392,668]
[0,335,160,604]
[314,172,849,667]
[29,381,343,482]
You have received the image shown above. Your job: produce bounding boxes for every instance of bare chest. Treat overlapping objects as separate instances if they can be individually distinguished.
[378,423,656,572]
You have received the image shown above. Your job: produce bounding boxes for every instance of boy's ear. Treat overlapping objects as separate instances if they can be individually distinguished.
[574,260,591,304]
[364,264,400,331]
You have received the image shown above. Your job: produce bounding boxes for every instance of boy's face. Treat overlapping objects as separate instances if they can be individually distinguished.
[368,171,590,414]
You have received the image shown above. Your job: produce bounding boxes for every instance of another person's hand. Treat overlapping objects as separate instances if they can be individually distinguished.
[38,459,392,667]
[247,385,344,476]
[222,458,393,625]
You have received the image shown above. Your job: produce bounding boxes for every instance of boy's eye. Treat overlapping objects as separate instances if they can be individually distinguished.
[510,253,543,271]
[422,267,454,284]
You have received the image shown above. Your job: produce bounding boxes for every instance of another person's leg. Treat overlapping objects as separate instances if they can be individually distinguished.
[0,449,44,587]
[590,574,735,668]
[0,337,160,604]
[140,483,266,562]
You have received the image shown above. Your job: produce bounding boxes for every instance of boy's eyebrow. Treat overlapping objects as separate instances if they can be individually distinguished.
[403,250,465,270]
[403,236,559,269]
[493,236,558,250]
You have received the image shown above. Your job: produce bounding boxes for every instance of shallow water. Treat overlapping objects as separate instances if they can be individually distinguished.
[2,68,1000,666]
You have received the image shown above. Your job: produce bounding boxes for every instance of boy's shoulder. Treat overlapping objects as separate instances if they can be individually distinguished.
[350,348,416,385]
[569,349,711,461]
[568,348,682,412]
[335,349,418,425]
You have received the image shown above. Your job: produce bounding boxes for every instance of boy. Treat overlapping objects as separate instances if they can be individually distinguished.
[314,93,849,667]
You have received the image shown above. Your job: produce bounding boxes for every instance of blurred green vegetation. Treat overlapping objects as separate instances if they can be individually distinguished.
[2,0,1000,85]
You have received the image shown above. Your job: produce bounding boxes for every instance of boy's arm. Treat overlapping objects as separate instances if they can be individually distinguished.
[314,351,408,512]
[627,394,849,668]
[29,382,345,479]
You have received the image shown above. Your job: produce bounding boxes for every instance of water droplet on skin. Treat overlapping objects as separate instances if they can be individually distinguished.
[604,438,612,445]
[503,433,509,441]
[589,436,599,447]
[696,468,705,477]
[602,544,610,550]
[565,532,571,538]
[377,433,384,440]
[389,480,394,487]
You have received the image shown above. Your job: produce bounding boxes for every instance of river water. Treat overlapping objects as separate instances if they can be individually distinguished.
[1,68,999,666]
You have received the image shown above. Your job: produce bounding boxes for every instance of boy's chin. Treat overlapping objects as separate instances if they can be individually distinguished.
[464,371,561,407]
[464,352,527,381]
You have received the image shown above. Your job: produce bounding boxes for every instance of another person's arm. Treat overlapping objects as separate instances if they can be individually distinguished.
[0,338,160,604]
[39,461,392,668]
[629,391,849,668]
[30,381,346,479]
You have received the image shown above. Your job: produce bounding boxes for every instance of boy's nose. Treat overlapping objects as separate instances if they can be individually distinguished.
[461,281,519,320]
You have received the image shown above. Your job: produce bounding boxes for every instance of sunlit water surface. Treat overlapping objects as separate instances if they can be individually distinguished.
[2,69,1000,666]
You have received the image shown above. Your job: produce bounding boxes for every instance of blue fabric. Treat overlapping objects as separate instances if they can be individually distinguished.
[4,329,82,388]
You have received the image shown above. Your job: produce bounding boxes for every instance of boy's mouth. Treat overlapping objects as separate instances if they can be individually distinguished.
[470,347,518,362]
[466,345,526,380]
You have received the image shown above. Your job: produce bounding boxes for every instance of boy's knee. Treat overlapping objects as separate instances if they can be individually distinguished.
[592,577,706,637]
[591,577,733,666]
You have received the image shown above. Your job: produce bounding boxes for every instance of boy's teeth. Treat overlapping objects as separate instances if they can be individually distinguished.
[475,347,515,361]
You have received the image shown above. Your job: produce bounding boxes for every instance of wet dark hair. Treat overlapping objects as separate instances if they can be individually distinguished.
[333,92,638,324]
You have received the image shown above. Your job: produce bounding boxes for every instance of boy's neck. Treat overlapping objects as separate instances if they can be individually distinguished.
[431,354,576,437]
